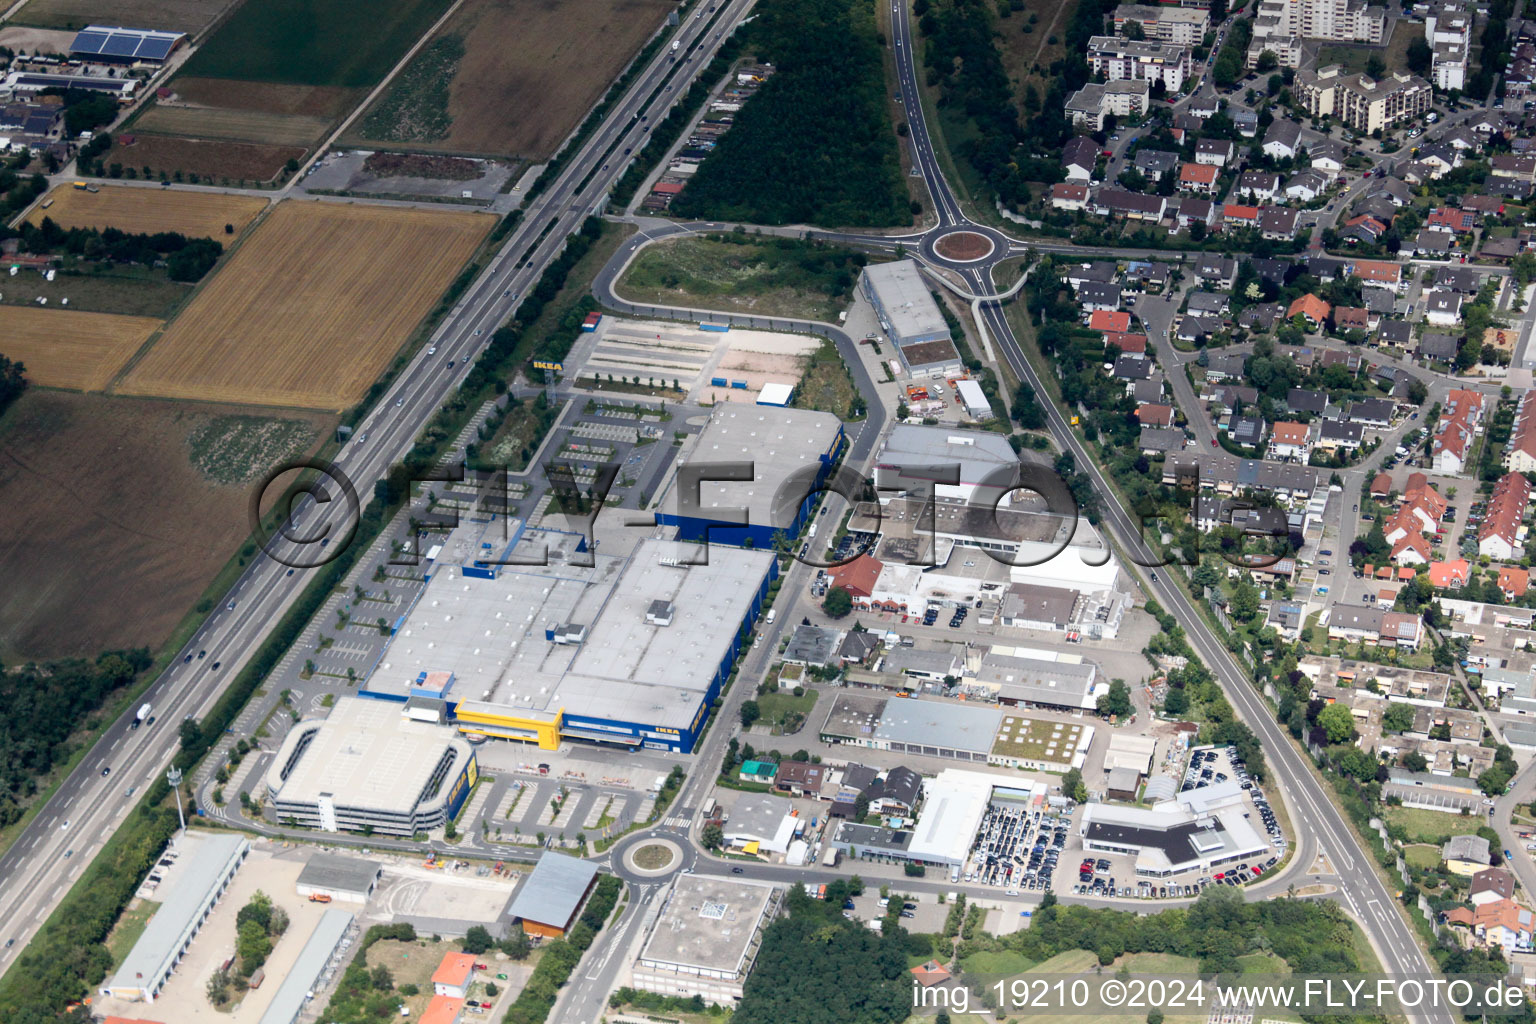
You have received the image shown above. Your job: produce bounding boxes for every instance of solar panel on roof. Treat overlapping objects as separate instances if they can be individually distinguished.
[102,33,141,57]
[72,31,109,52]
[136,36,176,59]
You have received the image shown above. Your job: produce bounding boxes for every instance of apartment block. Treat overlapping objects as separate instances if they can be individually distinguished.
[1066,79,1151,130]
[1112,4,1211,45]
[1297,65,1432,134]
[1087,35,1192,92]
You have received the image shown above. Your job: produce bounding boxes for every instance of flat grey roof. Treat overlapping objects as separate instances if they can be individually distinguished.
[108,832,249,994]
[784,624,840,665]
[872,699,1001,754]
[375,535,775,729]
[876,425,1021,488]
[725,792,796,841]
[974,652,1099,708]
[822,692,889,740]
[639,874,776,976]
[883,646,963,677]
[258,908,354,1024]
[296,852,382,895]
[264,697,472,815]
[506,852,600,929]
[668,405,844,529]
[864,260,949,340]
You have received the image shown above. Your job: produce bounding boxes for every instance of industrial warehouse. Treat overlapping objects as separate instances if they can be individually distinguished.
[263,696,478,835]
[860,259,962,377]
[363,528,777,752]
[820,691,1096,769]
[657,404,845,548]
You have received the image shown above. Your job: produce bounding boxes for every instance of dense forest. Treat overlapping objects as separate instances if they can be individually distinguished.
[735,881,916,1024]
[671,0,909,228]
[11,219,224,282]
[917,0,1112,206]
[0,649,152,828]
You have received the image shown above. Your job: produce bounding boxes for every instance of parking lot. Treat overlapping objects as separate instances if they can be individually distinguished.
[960,801,1068,894]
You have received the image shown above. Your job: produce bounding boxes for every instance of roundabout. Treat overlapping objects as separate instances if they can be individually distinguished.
[621,837,685,878]
[931,229,996,263]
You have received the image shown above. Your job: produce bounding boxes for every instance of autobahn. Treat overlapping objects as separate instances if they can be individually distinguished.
[0,0,757,976]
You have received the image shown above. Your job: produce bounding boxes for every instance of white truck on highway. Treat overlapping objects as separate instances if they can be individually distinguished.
[133,703,151,728]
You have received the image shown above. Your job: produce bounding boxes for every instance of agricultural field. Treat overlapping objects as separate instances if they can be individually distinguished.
[180,0,453,88]
[104,134,306,183]
[14,0,234,33]
[130,105,334,148]
[0,267,193,318]
[0,391,332,660]
[27,185,268,239]
[0,306,160,391]
[115,201,491,409]
[347,0,671,158]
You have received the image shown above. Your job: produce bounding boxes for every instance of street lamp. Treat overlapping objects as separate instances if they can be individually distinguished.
[167,767,185,833]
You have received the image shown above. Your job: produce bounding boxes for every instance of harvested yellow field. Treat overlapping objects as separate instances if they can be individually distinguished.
[0,306,160,391]
[116,201,491,409]
[27,185,269,239]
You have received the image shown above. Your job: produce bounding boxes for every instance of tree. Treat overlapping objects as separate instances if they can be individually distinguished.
[1062,767,1088,802]
[701,823,724,849]
[1163,686,1189,715]
[1255,50,1278,72]
[178,717,203,751]
[371,964,393,991]
[1213,49,1242,87]
[1229,580,1260,622]
[1097,679,1133,720]
[1317,702,1355,744]
[823,587,854,618]
[1403,751,1429,772]
[1365,55,1386,79]
[740,700,762,729]
[463,925,494,955]
[1382,702,1416,733]
[1513,252,1536,288]
[1123,20,1145,40]
[499,928,531,960]
[1479,764,1514,796]
[1407,36,1433,77]
[237,918,272,976]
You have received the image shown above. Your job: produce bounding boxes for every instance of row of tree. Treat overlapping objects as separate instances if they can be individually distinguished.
[10,218,223,282]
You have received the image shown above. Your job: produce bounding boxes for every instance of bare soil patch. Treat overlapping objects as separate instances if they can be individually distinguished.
[170,78,362,119]
[363,152,482,179]
[0,391,333,660]
[106,134,306,183]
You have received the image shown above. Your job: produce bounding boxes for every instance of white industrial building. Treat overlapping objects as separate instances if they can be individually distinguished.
[723,792,798,854]
[295,853,383,903]
[102,833,250,1002]
[258,908,355,1024]
[908,768,1048,866]
[964,646,1105,711]
[632,875,781,1004]
[264,697,478,836]
[1079,780,1270,877]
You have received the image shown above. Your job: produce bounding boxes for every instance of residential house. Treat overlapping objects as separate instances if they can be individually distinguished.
[1427,206,1478,234]
[1377,320,1412,348]
[1133,148,1181,180]
[1342,213,1387,245]
[1288,293,1331,329]
[1285,169,1328,202]
[1049,183,1090,211]
[1269,421,1312,460]
[1347,398,1394,427]
[1479,472,1531,561]
[1237,170,1281,202]
[1088,310,1133,332]
[1258,205,1300,240]
[1328,606,1424,649]
[1062,136,1099,182]
[1318,419,1364,451]
[1078,281,1123,312]
[1333,306,1369,333]
[1418,332,1459,362]
[1181,162,1219,194]
[1094,189,1167,221]
[1423,290,1464,327]
[1193,255,1238,288]
[1471,868,1516,906]
[1287,387,1330,416]
[1196,138,1234,166]
[1414,230,1455,259]
[1263,120,1303,160]
[1443,834,1494,875]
